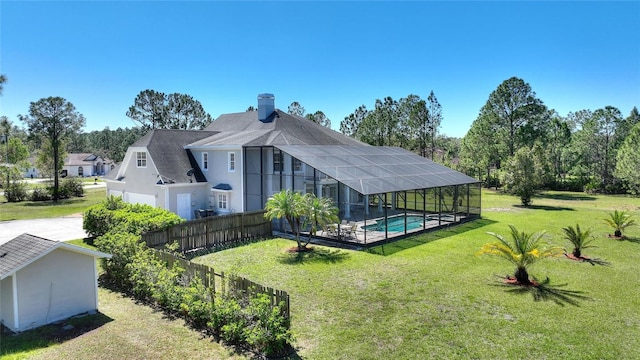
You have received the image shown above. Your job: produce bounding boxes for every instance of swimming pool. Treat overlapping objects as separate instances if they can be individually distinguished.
[363,215,426,232]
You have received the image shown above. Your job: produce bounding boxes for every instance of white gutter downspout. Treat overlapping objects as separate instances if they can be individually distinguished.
[93,258,99,309]
[12,273,19,331]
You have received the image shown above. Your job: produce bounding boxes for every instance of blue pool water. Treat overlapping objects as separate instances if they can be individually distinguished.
[363,215,426,232]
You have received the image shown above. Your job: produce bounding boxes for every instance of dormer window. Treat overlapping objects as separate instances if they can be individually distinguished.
[136,152,147,168]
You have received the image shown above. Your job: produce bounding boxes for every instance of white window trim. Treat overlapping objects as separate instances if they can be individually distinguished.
[202,152,209,171]
[228,152,236,172]
[136,151,147,168]
[217,193,228,210]
[273,150,283,173]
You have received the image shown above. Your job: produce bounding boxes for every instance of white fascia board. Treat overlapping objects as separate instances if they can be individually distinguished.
[184,145,242,151]
[158,182,209,189]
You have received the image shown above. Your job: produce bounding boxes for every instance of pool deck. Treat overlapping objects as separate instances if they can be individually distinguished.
[310,213,470,246]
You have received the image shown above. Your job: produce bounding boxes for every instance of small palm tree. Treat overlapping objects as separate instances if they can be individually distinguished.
[480,225,564,285]
[264,189,306,249]
[604,210,636,238]
[562,224,596,258]
[303,193,339,244]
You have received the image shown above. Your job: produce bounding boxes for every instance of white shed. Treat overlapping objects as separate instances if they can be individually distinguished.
[0,234,111,333]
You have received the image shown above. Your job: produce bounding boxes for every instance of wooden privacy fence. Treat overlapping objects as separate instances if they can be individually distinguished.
[152,249,290,319]
[142,210,272,252]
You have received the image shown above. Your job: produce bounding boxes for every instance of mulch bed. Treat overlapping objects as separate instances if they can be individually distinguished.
[564,253,591,262]
[607,234,626,240]
[503,276,539,287]
[286,246,314,253]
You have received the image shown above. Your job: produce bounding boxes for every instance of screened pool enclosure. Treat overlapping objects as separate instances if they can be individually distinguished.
[244,145,481,245]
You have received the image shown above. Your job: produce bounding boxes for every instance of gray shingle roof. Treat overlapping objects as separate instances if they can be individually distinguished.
[0,234,111,280]
[0,234,58,279]
[66,153,98,166]
[132,129,218,184]
[196,110,364,147]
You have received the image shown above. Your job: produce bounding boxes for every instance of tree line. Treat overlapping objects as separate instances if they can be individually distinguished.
[338,91,460,167]
[335,77,639,200]
[2,74,639,203]
[458,77,639,199]
[0,86,215,201]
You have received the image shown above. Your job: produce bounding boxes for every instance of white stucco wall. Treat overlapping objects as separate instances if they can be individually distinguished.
[192,148,243,213]
[14,248,97,332]
[64,165,93,177]
[105,148,167,209]
[165,183,210,220]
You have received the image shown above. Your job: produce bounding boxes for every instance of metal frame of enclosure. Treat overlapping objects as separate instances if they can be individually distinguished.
[243,145,481,245]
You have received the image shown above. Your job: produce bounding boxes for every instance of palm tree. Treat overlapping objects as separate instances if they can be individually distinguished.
[303,193,339,244]
[604,210,636,238]
[264,189,306,249]
[480,225,564,285]
[562,224,595,258]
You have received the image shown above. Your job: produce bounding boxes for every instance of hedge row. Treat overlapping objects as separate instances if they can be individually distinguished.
[85,198,293,357]
[83,196,184,238]
[4,178,84,202]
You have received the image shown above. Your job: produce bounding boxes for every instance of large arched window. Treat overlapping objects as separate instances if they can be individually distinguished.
[78,166,84,176]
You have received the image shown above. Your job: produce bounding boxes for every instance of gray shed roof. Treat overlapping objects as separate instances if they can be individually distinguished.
[0,234,111,280]
[276,145,480,195]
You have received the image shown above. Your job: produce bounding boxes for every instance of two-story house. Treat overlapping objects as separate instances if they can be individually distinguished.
[105,94,481,241]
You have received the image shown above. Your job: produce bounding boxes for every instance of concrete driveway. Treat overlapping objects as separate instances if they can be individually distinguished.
[0,215,88,245]
[0,180,104,244]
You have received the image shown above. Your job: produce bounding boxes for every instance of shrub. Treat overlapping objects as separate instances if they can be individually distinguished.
[89,197,292,356]
[29,186,51,201]
[95,232,147,288]
[128,248,167,299]
[111,204,183,236]
[178,277,212,328]
[84,196,183,238]
[4,181,28,202]
[84,204,117,238]
[244,293,293,356]
[584,178,601,194]
[216,297,248,344]
[61,177,84,197]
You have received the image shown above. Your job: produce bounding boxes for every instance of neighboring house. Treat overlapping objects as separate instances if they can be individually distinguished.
[63,153,115,177]
[23,156,41,178]
[0,234,111,333]
[106,94,481,241]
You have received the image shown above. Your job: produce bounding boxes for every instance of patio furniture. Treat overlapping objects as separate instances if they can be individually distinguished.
[324,224,338,238]
[349,223,358,240]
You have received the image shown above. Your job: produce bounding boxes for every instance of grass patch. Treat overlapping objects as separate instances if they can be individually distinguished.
[0,288,244,360]
[3,190,638,359]
[193,189,640,359]
[0,188,105,221]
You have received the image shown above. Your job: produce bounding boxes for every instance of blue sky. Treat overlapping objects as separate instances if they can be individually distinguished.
[1,1,638,138]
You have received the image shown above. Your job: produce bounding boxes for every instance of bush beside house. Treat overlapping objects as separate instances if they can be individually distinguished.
[84,197,293,357]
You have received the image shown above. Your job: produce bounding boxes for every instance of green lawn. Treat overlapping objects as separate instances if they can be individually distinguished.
[0,287,245,360]
[0,187,106,221]
[193,190,640,359]
[2,190,639,359]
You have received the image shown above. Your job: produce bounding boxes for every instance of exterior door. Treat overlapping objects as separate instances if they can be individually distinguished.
[177,193,191,220]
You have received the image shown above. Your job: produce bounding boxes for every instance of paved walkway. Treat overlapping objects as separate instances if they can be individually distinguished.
[0,215,88,245]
